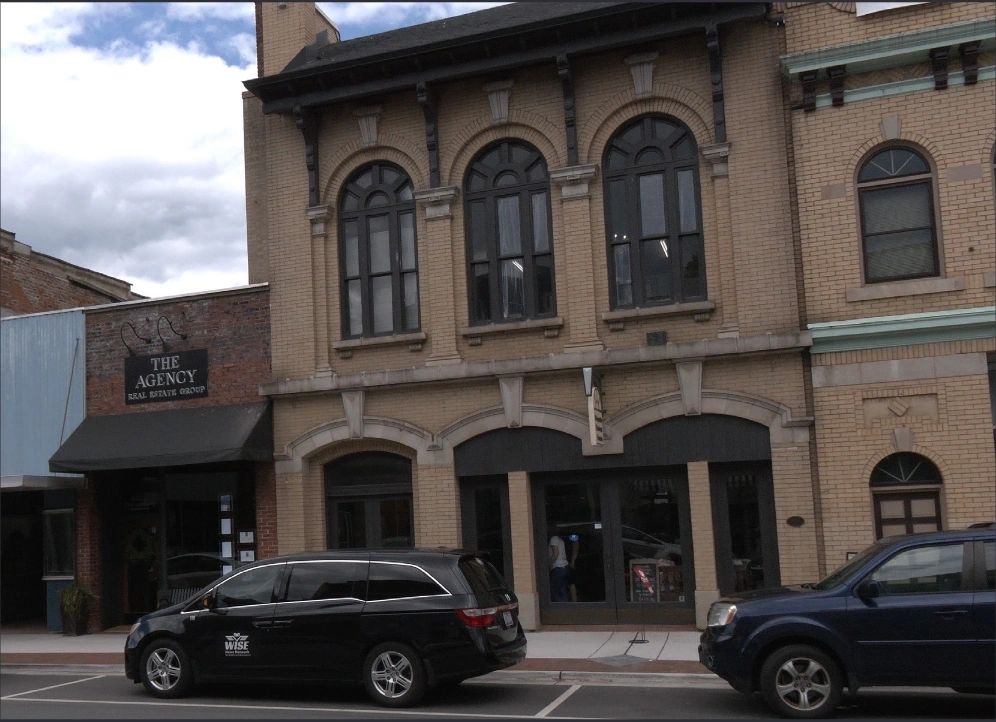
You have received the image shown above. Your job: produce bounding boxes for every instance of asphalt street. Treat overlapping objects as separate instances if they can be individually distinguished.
[1,669,994,720]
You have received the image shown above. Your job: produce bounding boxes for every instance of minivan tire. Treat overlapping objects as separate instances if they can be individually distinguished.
[140,639,193,698]
[363,642,427,707]
[760,644,842,719]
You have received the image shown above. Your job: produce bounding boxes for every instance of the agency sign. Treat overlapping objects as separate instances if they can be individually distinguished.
[125,350,208,404]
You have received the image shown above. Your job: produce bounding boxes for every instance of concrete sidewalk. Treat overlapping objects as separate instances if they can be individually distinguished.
[1,628,708,676]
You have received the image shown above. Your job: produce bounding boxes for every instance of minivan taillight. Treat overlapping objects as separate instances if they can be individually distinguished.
[456,607,497,627]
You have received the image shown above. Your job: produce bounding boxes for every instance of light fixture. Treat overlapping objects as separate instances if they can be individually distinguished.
[156,315,188,352]
[120,321,152,356]
[659,239,669,257]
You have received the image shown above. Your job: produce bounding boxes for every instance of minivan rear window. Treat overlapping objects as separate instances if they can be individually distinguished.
[459,556,509,604]
[367,562,448,601]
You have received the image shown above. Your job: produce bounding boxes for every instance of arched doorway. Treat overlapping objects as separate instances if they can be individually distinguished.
[324,452,413,549]
[870,452,943,538]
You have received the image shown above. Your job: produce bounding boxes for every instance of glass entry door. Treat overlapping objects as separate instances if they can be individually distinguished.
[710,462,779,595]
[460,476,514,586]
[534,469,694,625]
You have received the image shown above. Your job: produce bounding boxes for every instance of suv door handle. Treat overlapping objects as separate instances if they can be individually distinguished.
[934,609,968,619]
[271,618,294,628]
[252,619,274,629]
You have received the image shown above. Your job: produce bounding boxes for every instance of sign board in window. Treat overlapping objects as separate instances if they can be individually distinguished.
[125,350,208,404]
[629,559,658,602]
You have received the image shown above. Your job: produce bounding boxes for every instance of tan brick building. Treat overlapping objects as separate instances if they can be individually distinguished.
[779,1,995,569]
[242,1,994,629]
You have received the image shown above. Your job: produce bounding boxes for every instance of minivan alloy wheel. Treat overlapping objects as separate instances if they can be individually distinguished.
[145,648,182,691]
[139,639,192,698]
[371,651,414,698]
[362,641,427,707]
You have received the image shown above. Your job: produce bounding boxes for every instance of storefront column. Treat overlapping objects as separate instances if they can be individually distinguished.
[275,470,307,554]
[687,460,718,629]
[506,471,538,630]
[254,463,278,560]
[770,443,820,584]
[413,463,460,547]
[74,483,103,632]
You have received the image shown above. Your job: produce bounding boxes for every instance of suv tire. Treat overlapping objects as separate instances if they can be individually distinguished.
[760,644,842,719]
[363,641,427,707]
[140,639,193,698]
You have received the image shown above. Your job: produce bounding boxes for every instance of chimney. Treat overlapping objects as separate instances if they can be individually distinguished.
[255,2,340,78]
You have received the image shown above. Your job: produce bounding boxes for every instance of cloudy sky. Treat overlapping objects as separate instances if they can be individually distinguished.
[0,2,504,298]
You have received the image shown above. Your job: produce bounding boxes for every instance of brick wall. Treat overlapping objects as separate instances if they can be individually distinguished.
[84,287,270,415]
[1,230,138,316]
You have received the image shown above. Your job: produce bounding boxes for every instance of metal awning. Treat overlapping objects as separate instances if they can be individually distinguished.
[49,402,272,473]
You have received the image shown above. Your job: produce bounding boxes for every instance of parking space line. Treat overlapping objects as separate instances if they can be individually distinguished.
[534,684,581,718]
[1,696,590,719]
[0,674,106,700]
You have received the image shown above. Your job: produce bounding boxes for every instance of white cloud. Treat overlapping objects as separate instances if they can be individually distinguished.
[1,4,253,298]
[0,1,509,299]
[165,2,254,23]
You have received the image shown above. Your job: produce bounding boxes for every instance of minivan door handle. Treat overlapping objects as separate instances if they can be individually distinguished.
[271,618,294,628]
[252,619,274,629]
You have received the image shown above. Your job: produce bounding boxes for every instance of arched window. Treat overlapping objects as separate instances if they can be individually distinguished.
[603,115,705,309]
[857,146,939,283]
[339,163,418,337]
[464,140,555,324]
[870,452,943,539]
[325,452,413,549]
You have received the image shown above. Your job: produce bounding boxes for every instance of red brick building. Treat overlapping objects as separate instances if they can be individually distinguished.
[1,228,142,317]
[49,284,275,628]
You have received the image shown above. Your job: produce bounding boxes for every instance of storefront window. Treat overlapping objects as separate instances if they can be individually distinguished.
[544,481,605,604]
[42,509,74,577]
[620,476,684,603]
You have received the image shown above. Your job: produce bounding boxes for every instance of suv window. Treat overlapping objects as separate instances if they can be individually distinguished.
[984,541,995,590]
[215,564,282,608]
[283,561,367,602]
[459,555,509,604]
[367,562,447,601]
[869,543,964,595]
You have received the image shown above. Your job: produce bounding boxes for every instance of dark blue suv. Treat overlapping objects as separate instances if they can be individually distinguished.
[699,526,995,718]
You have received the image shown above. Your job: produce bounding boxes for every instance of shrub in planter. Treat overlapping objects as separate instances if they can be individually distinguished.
[59,584,95,636]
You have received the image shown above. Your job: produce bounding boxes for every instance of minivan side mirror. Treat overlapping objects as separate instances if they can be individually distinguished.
[856,579,882,599]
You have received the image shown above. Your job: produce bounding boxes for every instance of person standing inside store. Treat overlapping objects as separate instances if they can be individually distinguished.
[549,533,571,602]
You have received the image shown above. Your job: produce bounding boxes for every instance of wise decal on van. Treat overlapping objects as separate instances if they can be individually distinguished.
[224,632,250,657]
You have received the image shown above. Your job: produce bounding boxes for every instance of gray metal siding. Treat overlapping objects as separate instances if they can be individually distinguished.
[1,311,85,477]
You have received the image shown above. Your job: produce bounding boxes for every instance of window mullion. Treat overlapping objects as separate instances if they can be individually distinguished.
[628,174,643,306]
[389,209,402,333]
[488,195,500,323]
[521,189,535,317]
[360,217,374,337]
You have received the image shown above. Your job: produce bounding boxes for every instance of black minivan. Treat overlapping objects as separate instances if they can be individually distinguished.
[125,549,526,707]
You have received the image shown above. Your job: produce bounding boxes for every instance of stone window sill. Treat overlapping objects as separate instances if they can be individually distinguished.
[460,317,563,345]
[845,276,965,302]
[601,301,715,331]
[332,331,426,358]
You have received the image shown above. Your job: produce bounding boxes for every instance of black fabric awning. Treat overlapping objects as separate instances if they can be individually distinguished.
[49,402,272,473]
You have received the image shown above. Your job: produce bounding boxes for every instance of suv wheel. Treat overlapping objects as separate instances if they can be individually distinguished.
[363,642,426,707]
[760,644,842,719]
[140,639,192,698]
